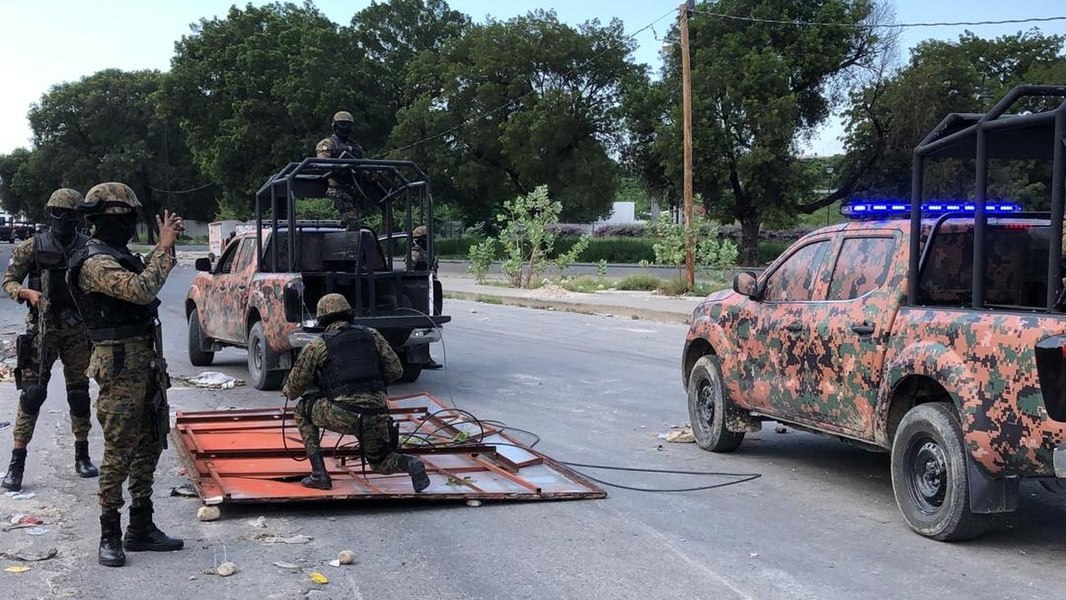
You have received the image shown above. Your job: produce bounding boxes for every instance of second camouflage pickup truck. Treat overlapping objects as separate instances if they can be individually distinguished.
[683,85,1066,541]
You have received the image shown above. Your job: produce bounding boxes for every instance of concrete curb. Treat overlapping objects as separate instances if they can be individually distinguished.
[444,290,693,324]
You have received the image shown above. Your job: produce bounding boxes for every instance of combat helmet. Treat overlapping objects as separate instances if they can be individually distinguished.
[316,293,353,321]
[46,188,83,210]
[332,111,354,123]
[79,182,141,215]
[412,225,427,238]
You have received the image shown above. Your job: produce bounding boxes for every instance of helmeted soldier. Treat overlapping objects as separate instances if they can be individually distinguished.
[67,182,184,567]
[284,293,431,492]
[1,188,98,491]
[411,225,443,370]
[315,111,367,230]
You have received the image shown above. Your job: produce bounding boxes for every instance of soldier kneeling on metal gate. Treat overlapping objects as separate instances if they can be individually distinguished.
[283,294,430,492]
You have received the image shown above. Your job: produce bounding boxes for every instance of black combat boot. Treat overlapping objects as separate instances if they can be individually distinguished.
[397,454,430,492]
[99,511,126,567]
[301,452,333,490]
[123,501,184,552]
[74,440,99,478]
[1,448,27,491]
[424,357,443,370]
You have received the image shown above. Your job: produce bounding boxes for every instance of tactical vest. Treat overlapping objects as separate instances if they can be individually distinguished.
[325,135,364,190]
[28,232,87,318]
[318,325,385,398]
[68,241,158,342]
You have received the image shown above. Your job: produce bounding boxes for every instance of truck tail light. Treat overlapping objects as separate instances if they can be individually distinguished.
[1035,335,1066,422]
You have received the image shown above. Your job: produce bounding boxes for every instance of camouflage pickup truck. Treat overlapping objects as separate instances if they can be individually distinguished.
[186,157,450,390]
[683,85,1066,541]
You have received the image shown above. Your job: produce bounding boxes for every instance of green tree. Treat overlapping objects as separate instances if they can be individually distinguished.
[648,0,886,265]
[163,2,378,218]
[390,10,640,224]
[0,148,47,219]
[844,30,1066,204]
[20,69,211,236]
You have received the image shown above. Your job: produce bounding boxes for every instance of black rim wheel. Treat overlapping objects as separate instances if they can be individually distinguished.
[906,435,948,515]
[696,373,718,432]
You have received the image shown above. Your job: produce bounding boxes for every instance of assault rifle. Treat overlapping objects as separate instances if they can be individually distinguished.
[149,319,172,448]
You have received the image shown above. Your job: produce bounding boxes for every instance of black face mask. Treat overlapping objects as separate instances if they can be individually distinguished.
[92,214,139,247]
[48,210,78,243]
[333,121,353,140]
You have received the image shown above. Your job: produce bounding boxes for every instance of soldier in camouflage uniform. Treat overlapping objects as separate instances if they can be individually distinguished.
[67,182,184,567]
[316,111,367,230]
[284,293,431,492]
[1,189,98,491]
[411,225,443,370]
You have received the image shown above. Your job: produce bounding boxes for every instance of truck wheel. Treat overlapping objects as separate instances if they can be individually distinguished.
[687,355,744,452]
[187,310,215,367]
[397,352,423,383]
[891,403,986,541]
[248,321,284,390]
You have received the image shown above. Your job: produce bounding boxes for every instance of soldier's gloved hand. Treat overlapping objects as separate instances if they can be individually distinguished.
[18,288,43,308]
[157,210,185,251]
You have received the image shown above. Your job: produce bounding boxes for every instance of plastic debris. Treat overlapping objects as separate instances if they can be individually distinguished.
[25,527,49,536]
[3,492,35,500]
[0,421,10,430]
[0,547,58,562]
[664,426,695,443]
[466,499,482,507]
[247,516,267,529]
[217,562,237,577]
[337,550,356,565]
[257,533,313,545]
[328,559,341,568]
[774,426,788,434]
[185,372,244,390]
[170,484,198,497]
[309,572,329,585]
[272,561,300,570]
[3,565,30,573]
[196,506,221,522]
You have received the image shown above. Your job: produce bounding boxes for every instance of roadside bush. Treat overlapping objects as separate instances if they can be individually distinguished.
[757,240,790,265]
[617,274,661,291]
[556,238,655,263]
[593,223,647,237]
[437,237,478,258]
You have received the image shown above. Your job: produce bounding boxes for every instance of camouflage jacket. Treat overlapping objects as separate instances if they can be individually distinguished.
[2,237,36,303]
[76,243,175,343]
[283,321,402,403]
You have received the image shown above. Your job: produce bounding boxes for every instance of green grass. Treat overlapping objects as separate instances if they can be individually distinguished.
[616,273,661,291]
[557,276,608,293]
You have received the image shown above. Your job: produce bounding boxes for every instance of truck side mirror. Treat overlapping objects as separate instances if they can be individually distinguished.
[284,284,304,323]
[733,272,760,299]
[195,258,212,272]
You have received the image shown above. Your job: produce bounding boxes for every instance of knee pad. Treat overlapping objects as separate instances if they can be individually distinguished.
[67,387,91,418]
[19,384,48,416]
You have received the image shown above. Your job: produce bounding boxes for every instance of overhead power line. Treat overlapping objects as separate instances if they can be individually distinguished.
[380,7,678,158]
[693,10,1066,29]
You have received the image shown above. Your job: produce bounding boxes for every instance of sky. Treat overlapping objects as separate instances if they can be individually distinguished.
[1,0,1064,157]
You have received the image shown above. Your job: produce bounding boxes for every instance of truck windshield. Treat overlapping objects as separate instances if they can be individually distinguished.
[919,222,1053,309]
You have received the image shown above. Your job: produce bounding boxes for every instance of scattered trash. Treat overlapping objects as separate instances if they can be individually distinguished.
[3,492,35,500]
[189,576,197,581]
[0,371,14,385]
[337,550,355,565]
[257,533,313,545]
[466,500,482,507]
[3,565,30,573]
[309,572,329,585]
[774,426,788,434]
[272,561,300,570]
[3,515,44,532]
[750,552,760,558]
[217,562,237,577]
[0,422,9,430]
[197,506,221,522]
[185,372,244,390]
[247,516,267,529]
[0,547,58,562]
[170,484,198,498]
[664,427,695,443]
[25,527,49,536]
[327,559,341,568]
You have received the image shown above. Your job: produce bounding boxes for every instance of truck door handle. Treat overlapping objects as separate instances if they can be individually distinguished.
[237,285,247,291]
[784,322,804,333]
[851,323,875,336]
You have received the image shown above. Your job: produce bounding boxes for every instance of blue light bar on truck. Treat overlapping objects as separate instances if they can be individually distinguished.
[840,201,1023,218]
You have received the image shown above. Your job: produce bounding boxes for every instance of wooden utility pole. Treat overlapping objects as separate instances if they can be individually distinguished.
[680,1,695,289]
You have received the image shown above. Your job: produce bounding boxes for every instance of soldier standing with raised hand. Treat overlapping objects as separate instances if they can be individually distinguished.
[1,189,98,491]
[67,182,184,567]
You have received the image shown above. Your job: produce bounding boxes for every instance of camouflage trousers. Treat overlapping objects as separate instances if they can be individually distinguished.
[87,341,164,511]
[326,187,365,231]
[293,394,404,474]
[12,322,92,446]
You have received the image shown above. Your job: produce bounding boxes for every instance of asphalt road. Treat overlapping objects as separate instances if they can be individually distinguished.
[0,242,1065,599]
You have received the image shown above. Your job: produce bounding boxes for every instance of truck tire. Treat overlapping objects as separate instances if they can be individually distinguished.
[891,403,986,541]
[187,310,215,367]
[398,350,423,383]
[248,321,284,391]
[687,355,744,452]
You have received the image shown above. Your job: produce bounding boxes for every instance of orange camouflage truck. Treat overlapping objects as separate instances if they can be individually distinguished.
[186,157,449,390]
[682,85,1066,540]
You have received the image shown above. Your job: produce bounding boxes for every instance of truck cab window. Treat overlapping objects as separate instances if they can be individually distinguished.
[762,240,831,302]
[827,237,897,301]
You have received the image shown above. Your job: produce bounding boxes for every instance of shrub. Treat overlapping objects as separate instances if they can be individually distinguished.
[757,240,790,265]
[617,274,661,291]
[437,237,478,258]
[593,223,647,238]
